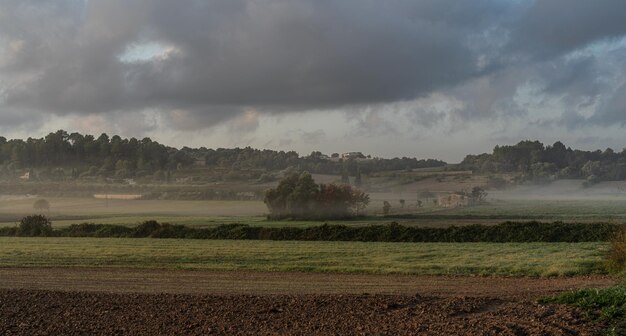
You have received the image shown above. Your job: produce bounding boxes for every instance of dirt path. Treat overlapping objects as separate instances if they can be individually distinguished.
[0,267,617,298]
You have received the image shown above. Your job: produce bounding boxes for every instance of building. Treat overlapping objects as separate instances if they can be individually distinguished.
[341,152,365,160]
[438,193,475,208]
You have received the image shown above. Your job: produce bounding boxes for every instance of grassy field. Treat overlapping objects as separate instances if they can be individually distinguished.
[0,237,608,276]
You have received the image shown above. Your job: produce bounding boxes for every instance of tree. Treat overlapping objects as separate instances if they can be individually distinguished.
[18,215,52,236]
[399,199,405,208]
[264,172,369,219]
[33,199,50,212]
[382,201,391,215]
[470,186,488,204]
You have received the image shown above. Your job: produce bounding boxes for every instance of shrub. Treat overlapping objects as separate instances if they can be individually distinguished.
[606,227,626,273]
[133,220,161,237]
[18,215,53,237]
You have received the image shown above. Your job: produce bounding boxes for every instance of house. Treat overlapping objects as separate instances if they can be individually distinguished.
[438,193,474,208]
[341,152,365,160]
[123,178,137,186]
[19,171,30,181]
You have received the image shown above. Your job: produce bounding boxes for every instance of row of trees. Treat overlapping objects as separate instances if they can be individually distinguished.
[264,172,370,219]
[0,131,446,180]
[460,140,626,183]
[0,130,194,174]
[192,147,446,175]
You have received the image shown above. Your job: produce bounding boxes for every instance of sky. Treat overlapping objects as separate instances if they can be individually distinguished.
[1,0,626,162]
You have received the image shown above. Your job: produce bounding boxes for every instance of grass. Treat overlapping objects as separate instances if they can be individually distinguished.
[443,200,626,220]
[0,237,608,276]
[540,285,626,335]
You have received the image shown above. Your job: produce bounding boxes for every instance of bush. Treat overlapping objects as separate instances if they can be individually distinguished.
[133,220,161,237]
[18,215,53,237]
[606,227,626,273]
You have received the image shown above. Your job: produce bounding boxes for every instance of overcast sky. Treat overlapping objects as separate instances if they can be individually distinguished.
[1,0,626,162]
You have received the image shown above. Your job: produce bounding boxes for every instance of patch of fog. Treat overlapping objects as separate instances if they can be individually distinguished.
[0,194,38,201]
[489,180,626,201]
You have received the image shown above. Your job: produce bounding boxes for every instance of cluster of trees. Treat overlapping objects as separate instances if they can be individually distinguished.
[0,130,194,179]
[189,147,446,175]
[264,172,370,219]
[460,140,626,183]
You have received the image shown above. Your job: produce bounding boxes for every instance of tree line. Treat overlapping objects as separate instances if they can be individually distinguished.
[459,140,626,183]
[0,130,192,178]
[0,130,446,181]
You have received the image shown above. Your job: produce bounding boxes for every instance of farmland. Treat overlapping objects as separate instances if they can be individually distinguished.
[1,179,625,335]
[0,237,608,276]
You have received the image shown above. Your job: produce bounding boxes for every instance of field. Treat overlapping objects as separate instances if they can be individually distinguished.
[0,237,608,276]
[0,288,607,335]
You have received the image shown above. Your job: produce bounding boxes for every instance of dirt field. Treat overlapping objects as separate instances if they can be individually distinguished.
[0,268,617,335]
[0,289,604,336]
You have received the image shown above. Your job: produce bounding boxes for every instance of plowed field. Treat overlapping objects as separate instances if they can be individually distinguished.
[0,268,616,335]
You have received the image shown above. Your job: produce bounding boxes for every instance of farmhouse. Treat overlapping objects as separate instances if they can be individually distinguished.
[438,193,474,208]
[341,152,365,160]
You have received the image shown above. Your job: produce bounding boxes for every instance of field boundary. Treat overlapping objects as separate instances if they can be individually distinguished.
[2,220,622,242]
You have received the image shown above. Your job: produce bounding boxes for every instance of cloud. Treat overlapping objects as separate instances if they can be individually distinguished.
[1,0,626,147]
[0,0,510,125]
[507,0,626,59]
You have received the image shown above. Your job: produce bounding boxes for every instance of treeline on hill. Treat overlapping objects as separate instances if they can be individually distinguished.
[197,148,446,175]
[2,216,621,242]
[0,130,446,182]
[264,172,370,219]
[459,140,626,184]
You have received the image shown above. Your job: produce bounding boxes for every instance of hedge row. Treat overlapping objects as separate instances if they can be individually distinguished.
[1,220,622,242]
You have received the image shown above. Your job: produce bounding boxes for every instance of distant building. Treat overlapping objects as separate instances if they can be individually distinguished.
[123,178,137,186]
[175,177,191,183]
[341,152,365,160]
[438,193,475,208]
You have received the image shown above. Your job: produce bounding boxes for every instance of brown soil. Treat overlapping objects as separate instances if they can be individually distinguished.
[0,268,616,335]
[0,289,603,335]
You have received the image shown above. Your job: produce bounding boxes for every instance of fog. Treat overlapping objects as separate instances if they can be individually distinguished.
[490,180,626,201]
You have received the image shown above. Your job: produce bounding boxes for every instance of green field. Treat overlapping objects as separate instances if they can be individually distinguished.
[0,237,608,276]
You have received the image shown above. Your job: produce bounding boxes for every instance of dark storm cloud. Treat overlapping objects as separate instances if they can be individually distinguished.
[1,0,626,129]
[0,0,509,126]
[508,0,626,59]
